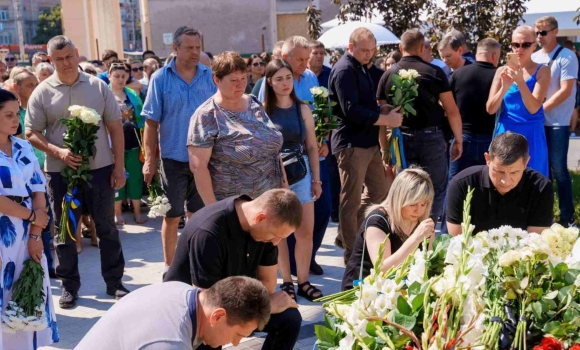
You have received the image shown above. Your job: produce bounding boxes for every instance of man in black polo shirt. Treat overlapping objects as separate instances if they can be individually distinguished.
[329,27,403,263]
[377,29,463,224]
[438,34,472,75]
[448,38,500,180]
[164,189,303,350]
[447,132,553,235]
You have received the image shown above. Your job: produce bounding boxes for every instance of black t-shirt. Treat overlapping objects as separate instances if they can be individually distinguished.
[446,165,553,233]
[377,56,450,130]
[367,64,385,97]
[450,62,497,135]
[163,195,278,288]
[342,208,403,291]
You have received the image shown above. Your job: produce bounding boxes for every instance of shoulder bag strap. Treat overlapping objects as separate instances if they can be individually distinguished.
[355,211,390,287]
[548,46,564,68]
[295,103,305,154]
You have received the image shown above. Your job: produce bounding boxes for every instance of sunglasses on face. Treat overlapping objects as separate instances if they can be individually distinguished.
[5,57,15,62]
[131,66,144,72]
[252,62,265,67]
[511,42,534,49]
[535,28,556,37]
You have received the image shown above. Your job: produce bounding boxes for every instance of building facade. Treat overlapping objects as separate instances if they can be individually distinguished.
[0,0,60,45]
[120,0,141,52]
[143,0,338,57]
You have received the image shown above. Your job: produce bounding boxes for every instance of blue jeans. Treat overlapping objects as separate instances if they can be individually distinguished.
[545,126,574,223]
[441,133,492,234]
[288,159,331,275]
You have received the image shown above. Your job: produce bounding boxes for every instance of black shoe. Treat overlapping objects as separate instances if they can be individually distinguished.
[310,261,324,275]
[106,284,130,299]
[48,267,57,279]
[59,290,78,309]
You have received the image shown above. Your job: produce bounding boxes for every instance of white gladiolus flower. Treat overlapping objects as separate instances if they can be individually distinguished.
[68,105,83,117]
[445,235,463,265]
[360,283,378,304]
[336,331,356,350]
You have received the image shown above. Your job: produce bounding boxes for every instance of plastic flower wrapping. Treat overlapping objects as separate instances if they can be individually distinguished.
[315,188,580,350]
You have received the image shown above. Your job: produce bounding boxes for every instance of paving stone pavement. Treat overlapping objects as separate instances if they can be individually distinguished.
[40,213,345,350]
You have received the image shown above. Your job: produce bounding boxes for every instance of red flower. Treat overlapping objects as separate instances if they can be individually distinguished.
[538,337,563,350]
[569,344,580,350]
[533,346,543,350]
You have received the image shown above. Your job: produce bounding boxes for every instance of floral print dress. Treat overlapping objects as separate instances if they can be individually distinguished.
[0,136,58,349]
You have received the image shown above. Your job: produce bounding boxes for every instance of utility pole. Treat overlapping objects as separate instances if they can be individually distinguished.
[12,0,25,62]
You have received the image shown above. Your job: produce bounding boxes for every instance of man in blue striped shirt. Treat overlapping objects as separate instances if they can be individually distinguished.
[142,26,217,270]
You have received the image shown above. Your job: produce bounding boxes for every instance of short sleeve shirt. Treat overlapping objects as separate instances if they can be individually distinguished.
[377,56,450,130]
[25,72,121,172]
[532,46,579,126]
[187,96,283,201]
[163,195,278,288]
[141,59,217,162]
[446,165,553,233]
[341,208,403,291]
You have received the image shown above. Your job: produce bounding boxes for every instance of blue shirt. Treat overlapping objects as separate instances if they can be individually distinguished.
[317,65,332,89]
[258,68,319,103]
[141,59,217,162]
[98,71,110,84]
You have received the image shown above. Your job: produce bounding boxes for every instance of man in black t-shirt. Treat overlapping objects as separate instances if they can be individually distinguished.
[164,189,303,350]
[377,29,463,223]
[447,132,553,235]
[438,34,472,75]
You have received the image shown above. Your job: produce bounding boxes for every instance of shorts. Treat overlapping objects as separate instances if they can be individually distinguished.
[159,158,204,218]
[289,156,315,204]
[115,148,144,201]
[576,87,580,108]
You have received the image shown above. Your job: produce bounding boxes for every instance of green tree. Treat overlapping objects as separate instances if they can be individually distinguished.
[306,4,323,40]
[32,5,62,44]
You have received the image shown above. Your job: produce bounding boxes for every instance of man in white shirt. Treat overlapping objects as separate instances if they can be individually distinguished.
[532,16,579,228]
[77,277,271,350]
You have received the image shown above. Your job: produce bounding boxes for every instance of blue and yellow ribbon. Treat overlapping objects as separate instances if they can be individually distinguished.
[62,187,81,242]
[390,127,407,170]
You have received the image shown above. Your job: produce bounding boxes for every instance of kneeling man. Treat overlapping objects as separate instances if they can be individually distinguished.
[77,276,271,349]
[164,189,303,350]
[447,132,553,235]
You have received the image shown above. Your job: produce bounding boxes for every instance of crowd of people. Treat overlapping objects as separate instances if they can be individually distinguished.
[0,13,576,350]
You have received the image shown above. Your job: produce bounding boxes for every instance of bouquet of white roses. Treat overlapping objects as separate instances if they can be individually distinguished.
[57,105,101,243]
[2,259,47,333]
[307,86,339,147]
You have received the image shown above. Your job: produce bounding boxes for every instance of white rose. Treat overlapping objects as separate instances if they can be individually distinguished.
[68,105,83,117]
[498,250,522,267]
[310,86,321,96]
[161,197,169,204]
[321,89,329,98]
[80,108,101,125]
[398,69,410,80]
[408,69,421,79]
[550,223,566,235]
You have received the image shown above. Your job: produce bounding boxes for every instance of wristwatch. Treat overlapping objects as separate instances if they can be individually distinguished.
[29,234,41,242]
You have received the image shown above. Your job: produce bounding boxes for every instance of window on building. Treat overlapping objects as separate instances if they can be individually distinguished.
[128,32,133,41]
[0,8,9,21]
[0,33,12,44]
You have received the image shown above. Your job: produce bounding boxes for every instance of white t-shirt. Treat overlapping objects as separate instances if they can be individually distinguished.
[76,282,200,350]
[532,46,579,126]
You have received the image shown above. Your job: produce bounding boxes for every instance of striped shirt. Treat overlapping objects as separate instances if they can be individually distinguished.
[142,58,217,162]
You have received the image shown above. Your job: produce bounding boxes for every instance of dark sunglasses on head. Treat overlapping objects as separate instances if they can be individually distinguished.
[252,62,265,67]
[5,57,15,62]
[131,66,144,72]
[41,59,49,63]
[511,42,534,49]
[535,28,556,37]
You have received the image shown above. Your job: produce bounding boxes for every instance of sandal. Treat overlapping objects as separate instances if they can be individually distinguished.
[134,215,147,224]
[280,282,296,301]
[178,216,186,229]
[297,281,323,302]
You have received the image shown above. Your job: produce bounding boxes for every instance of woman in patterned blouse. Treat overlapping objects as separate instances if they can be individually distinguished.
[187,52,288,204]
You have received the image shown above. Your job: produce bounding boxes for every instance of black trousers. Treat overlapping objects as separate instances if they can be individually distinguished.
[197,307,302,350]
[46,165,125,292]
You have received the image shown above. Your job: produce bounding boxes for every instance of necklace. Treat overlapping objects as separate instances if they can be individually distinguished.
[0,139,11,155]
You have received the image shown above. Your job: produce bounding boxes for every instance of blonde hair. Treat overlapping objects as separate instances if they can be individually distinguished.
[535,16,558,29]
[281,36,310,56]
[513,25,535,39]
[367,168,434,239]
[349,27,376,46]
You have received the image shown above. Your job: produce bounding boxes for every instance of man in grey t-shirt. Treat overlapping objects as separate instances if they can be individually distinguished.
[532,16,578,228]
[77,277,271,350]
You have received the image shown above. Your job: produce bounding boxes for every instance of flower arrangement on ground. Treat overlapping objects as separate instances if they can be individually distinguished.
[315,188,580,349]
[57,105,101,242]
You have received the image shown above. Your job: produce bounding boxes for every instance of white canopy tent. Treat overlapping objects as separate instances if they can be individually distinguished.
[317,21,400,49]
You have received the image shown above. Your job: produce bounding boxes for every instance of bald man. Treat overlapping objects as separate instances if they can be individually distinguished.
[141,58,160,85]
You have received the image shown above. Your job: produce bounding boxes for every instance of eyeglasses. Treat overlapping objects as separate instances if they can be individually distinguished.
[5,57,15,62]
[510,42,534,49]
[41,60,49,63]
[252,62,265,67]
[535,28,556,37]
[131,66,144,72]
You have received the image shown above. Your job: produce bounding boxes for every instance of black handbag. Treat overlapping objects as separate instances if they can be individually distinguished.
[281,104,307,186]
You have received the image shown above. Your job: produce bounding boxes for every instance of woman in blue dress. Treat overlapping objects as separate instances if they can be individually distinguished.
[0,90,58,349]
[487,25,551,177]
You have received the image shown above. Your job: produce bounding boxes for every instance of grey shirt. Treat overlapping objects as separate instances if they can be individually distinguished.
[76,282,200,350]
[25,71,121,172]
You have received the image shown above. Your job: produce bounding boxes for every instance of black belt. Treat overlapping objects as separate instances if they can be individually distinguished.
[400,126,441,134]
[6,195,29,204]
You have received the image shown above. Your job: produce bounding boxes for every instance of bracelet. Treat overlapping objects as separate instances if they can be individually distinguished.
[31,210,36,225]
[29,234,41,242]
[312,180,322,185]
[26,210,34,221]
